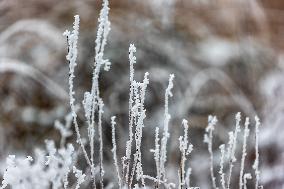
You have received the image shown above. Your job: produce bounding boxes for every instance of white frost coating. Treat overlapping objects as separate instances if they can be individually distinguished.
[134,73,149,187]
[127,44,137,157]
[140,72,149,108]
[148,0,176,27]
[204,115,218,189]
[0,59,68,100]
[111,116,122,189]
[253,116,261,189]
[88,1,111,187]
[126,44,137,165]
[243,173,252,189]
[219,144,226,189]
[73,166,86,189]
[90,0,111,112]
[227,112,241,189]
[226,132,234,160]
[126,71,150,188]
[54,112,73,147]
[63,15,92,169]
[95,0,111,56]
[150,127,161,188]
[179,119,193,189]
[63,11,110,188]
[160,74,175,182]
[239,118,250,189]
[82,92,92,125]
[46,141,74,189]
[1,142,75,189]
[63,15,79,113]
[124,47,138,185]
[98,99,105,189]
[63,1,112,188]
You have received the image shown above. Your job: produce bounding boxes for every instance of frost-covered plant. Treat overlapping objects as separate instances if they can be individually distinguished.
[227,112,241,188]
[160,73,175,183]
[1,155,48,189]
[204,113,262,189]
[73,166,86,189]
[239,118,250,189]
[54,112,73,148]
[151,127,161,188]
[0,0,264,188]
[107,44,176,189]
[62,0,111,188]
[219,144,226,189]
[253,116,261,189]
[0,141,75,189]
[178,119,193,189]
[204,115,218,189]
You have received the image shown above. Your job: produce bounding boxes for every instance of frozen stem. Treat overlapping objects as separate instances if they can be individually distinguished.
[239,118,250,189]
[204,115,218,189]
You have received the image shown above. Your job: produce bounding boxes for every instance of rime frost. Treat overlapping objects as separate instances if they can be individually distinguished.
[160,74,175,182]
[178,119,193,189]
[0,1,264,188]
[73,167,86,189]
[239,118,250,189]
[1,142,75,189]
[253,116,261,189]
[204,115,218,189]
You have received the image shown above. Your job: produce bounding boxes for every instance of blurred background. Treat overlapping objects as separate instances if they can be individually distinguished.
[0,0,284,188]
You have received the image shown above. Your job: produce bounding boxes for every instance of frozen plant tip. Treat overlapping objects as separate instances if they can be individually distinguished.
[132,72,149,187]
[150,127,161,188]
